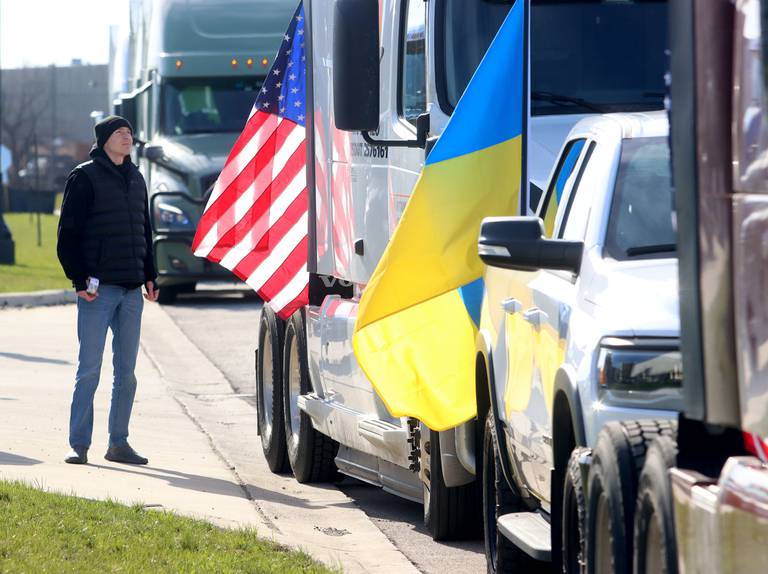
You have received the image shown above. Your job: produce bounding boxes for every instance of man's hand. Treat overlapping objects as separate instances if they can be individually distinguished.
[76,290,98,302]
[144,281,159,302]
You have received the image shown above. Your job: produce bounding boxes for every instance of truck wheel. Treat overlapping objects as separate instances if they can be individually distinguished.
[176,282,196,294]
[282,310,339,483]
[157,285,178,304]
[482,411,543,573]
[562,448,587,574]
[586,420,677,574]
[633,435,678,574]
[423,429,482,541]
[256,306,289,473]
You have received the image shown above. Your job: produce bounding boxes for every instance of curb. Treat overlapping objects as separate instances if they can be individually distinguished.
[0,289,76,309]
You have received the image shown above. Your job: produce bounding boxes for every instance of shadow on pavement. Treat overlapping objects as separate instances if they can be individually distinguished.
[87,462,349,510]
[338,480,485,553]
[0,452,43,466]
[0,352,72,366]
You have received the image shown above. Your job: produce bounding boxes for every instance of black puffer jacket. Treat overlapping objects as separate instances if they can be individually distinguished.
[57,148,157,291]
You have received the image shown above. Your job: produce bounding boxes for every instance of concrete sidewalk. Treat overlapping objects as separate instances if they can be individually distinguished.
[0,304,417,573]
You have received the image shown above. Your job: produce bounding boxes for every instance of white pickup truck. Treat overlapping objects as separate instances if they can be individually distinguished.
[477,111,681,572]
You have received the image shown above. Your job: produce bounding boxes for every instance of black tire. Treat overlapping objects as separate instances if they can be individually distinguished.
[157,285,178,304]
[482,411,545,573]
[256,306,289,473]
[176,282,196,295]
[282,310,339,483]
[562,449,587,574]
[633,435,678,574]
[586,420,677,574]
[423,429,482,541]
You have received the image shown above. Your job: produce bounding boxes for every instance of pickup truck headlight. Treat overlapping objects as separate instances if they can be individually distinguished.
[154,202,193,230]
[597,338,683,392]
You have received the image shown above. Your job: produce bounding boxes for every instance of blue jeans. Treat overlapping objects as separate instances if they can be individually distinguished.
[69,285,144,450]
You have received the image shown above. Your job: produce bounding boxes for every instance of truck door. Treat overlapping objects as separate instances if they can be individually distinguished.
[494,137,590,501]
[385,0,427,231]
[525,138,595,501]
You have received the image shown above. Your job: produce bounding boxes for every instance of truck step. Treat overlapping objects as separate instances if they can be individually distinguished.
[357,419,407,448]
[497,511,552,562]
[297,393,331,421]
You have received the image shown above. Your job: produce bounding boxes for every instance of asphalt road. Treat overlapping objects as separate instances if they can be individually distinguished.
[161,284,486,574]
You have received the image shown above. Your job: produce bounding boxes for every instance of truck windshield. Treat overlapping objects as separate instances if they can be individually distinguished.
[161,77,263,136]
[604,137,676,261]
[439,0,667,116]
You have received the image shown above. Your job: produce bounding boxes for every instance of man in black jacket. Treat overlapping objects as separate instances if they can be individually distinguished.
[57,115,159,465]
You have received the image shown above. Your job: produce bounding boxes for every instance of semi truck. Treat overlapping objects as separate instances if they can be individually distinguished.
[114,0,297,302]
[663,0,768,571]
[256,0,669,543]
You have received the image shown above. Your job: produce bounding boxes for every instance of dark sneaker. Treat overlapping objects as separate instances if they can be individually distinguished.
[104,444,148,465]
[64,448,88,464]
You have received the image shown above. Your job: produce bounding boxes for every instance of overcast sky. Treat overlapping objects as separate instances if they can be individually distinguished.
[1,0,129,69]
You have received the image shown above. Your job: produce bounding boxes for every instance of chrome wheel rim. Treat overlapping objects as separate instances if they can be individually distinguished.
[260,333,274,438]
[287,336,302,449]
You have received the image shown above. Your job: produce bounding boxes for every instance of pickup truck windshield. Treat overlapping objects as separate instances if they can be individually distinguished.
[161,77,263,136]
[440,0,667,116]
[604,137,676,261]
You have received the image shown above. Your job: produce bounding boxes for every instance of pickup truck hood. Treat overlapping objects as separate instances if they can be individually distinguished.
[585,257,680,337]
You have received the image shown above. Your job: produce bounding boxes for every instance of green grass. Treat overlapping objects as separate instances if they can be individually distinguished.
[0,481,335,574]
[0,213,71,293]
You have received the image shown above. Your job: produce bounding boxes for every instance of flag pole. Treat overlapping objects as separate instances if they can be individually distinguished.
[521,0,529,215]
[304,0,317,275]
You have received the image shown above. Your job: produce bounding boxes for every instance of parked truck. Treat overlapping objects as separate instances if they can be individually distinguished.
[662,0,768,571]
[114,0,297,302]
[256,0,669,543]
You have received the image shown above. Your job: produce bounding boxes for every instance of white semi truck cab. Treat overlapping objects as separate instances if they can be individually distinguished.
[256,0,669,542]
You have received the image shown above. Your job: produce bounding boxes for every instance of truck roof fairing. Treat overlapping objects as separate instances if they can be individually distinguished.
[146,0,296,76]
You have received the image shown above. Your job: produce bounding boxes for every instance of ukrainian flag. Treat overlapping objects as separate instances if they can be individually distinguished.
[352,1,526,431]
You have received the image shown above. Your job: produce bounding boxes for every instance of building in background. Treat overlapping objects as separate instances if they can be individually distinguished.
[0,62,108,193]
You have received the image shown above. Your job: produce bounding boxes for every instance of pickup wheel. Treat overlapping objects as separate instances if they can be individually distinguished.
[561,448,587,574]
[633,435,678,574]
[423,429,482,541]
[282,310,339,483]
[256,306,289,473]
[586,420,677,574]
[482,411,543,573]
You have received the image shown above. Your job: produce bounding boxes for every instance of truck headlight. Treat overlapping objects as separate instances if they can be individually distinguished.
[597,338,683,392]
[154,202,192,230]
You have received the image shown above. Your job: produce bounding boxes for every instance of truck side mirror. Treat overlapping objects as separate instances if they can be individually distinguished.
[142,144,165,161]
[333,0,380,132]
[478,216,583,275]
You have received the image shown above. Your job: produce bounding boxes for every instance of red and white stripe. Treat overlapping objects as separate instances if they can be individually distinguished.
[192,110,309,319]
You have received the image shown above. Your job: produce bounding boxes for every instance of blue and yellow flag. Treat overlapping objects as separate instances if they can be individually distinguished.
[352,2,526,431]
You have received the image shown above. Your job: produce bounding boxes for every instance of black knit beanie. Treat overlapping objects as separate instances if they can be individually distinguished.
[94,115,133,149]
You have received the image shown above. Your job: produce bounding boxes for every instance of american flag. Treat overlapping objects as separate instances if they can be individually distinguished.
[192,3,308,319]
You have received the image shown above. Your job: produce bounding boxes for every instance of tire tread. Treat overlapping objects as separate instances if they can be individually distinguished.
[283,311,339,484]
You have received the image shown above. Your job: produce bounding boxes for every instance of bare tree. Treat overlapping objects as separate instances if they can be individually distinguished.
[0,68,51,186]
